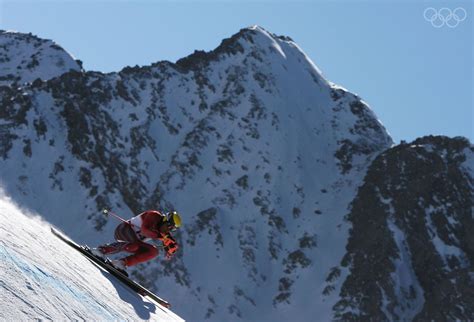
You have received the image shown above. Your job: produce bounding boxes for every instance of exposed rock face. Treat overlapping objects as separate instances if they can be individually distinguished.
[334,136,473,321]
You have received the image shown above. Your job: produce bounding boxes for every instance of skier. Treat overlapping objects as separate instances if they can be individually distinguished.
[92,210,182,270]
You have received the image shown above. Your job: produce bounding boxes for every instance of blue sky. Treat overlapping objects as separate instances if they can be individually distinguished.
[1,0,472,143]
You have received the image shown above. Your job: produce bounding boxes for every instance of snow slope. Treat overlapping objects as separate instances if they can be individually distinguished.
[0,194,184,321]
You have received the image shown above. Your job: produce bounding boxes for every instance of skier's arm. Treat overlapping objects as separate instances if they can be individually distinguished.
[163,234,179,258]
[140,211,162,239]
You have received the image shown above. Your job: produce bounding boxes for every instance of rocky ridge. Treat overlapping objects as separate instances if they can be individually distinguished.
[0,30,81,86]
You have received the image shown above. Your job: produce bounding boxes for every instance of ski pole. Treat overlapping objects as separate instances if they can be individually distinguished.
[102,209,136,227]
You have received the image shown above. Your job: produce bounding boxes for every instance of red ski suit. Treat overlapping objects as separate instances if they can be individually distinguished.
[100,210,179,267]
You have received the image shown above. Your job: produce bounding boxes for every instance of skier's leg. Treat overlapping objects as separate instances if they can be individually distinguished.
[114,222,140,243]
[98,242,129,254]
[120,241,159,267]
[95,222,139,255]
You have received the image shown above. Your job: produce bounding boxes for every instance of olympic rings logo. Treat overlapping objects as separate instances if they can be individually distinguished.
[423,7,467,28]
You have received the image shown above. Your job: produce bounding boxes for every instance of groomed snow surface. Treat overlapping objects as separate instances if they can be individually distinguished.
[0,194,184,321]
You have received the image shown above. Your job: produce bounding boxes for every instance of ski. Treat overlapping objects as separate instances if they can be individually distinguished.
[50,227,171,308]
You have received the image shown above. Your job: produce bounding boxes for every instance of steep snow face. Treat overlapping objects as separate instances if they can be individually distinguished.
[0,195,184,321]
[0,26,392,321]
[335,136,474,320]
[0,30,81,86]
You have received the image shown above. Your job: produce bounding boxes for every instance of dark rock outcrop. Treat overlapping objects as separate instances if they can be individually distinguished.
[335,136,473,321]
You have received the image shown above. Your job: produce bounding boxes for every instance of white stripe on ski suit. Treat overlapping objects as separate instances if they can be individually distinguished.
[128,214,147,240]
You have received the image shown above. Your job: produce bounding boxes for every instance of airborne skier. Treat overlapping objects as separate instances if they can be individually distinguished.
[92,210,182,270]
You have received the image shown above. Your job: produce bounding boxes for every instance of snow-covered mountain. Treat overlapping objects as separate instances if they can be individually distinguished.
[0,30,82,86]
[0,25,472,321]
[0,194,183,321]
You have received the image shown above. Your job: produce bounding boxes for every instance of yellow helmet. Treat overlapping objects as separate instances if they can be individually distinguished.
[168,211,182,229]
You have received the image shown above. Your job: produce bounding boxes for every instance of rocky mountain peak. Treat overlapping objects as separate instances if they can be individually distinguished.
[0,30,82,86]
[173,25,323,81]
